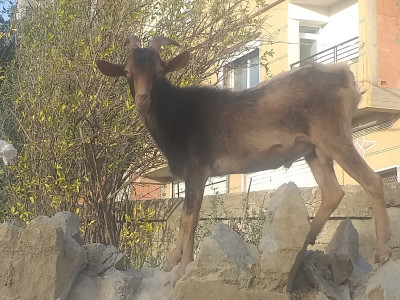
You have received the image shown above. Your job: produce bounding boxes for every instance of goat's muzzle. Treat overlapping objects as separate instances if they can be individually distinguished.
[135,93,150,110]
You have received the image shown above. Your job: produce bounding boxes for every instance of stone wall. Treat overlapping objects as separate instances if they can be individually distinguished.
[1,183,400,300]
[150,183,400,263]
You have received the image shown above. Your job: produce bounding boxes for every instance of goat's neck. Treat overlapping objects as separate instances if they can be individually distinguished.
[142,79,178,140]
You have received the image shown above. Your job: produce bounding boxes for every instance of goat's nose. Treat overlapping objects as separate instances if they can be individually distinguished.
[136,93,149,106]
[136,93,149,101]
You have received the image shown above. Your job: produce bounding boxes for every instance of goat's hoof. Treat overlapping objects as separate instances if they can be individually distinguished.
[374,254,391,265]
[305,233,317,246]
[170,266,185,287]
[374,245,392,264]
[163,263,174,272]
[171,274,179,287]
[164,255,181,272]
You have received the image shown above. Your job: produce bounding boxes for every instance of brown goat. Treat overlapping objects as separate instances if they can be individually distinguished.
[97,36,391,282]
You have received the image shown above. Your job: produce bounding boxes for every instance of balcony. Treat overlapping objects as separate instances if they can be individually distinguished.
[290,37,359,69]
[290,34,400,112]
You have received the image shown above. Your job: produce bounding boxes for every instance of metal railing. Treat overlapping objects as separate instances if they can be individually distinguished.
[290,36,359,69]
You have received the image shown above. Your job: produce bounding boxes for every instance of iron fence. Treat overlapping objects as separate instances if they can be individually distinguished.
[290,37,359,69]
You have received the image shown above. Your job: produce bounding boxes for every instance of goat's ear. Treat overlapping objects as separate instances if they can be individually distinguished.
[164,51,190,73]
[96,60,125,77]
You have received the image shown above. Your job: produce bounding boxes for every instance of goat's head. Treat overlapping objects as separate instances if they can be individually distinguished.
[96,36,190,112]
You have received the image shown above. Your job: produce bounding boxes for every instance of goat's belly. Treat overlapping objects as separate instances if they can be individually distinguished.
[213,156,292,175]
[211,142,314,176]
[241,158,293,174]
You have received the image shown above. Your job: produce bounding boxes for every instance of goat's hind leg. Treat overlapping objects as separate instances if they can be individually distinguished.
[324,142,391,263]
[305,149,345,245]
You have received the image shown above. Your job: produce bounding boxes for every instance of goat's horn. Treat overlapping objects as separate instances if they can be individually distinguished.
[148,36,180,52]
[125,35,141,49]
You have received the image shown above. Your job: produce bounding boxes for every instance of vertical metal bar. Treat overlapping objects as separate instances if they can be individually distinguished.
[334,45,337,63]
[246,58,250,88]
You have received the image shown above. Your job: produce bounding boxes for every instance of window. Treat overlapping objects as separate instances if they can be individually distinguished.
[377,167,398,184]
[172,176,227,198]
[224,49,260,90]
[299,26,319,64]
[173,181,186,198]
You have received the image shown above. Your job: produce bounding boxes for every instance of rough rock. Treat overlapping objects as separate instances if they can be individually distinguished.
[294,219,373,300]
[58,236,88,296]
[295,251,352,300]
[326,219,360,260]
[47,211,80,237]
[66,273,98,300]
[253,182,310,291]
[191,222,257,284]
[98,268,143,300]
[67,268,143,300]
[41,211,85,245]
[174,282,290,300]
[387,207,400,259]
[325,219,372,290]
[0,216,86,300]
[292,291,330,300]
[84,243,126,276]
[135,266,174,300]
[2,183,400,300]
[359,260,400,300]
[67,239,139,300]
[173,223,259,299]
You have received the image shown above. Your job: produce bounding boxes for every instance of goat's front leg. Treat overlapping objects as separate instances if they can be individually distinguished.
[163,211,185,272]
[305,150,344,245]
[164,167,209,283]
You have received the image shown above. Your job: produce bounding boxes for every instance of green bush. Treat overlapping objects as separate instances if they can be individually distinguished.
[1,0,270,268]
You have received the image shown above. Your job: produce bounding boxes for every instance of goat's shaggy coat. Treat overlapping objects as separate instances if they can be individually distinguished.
[97,37,391,283]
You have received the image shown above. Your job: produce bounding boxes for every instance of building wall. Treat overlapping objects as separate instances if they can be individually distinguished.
[333,0,400,185]
[363,0,400,181]
[227,1,292,194]
[167,0,400,197]
[132,181,165,200]
[336,117,400,185]
[260,1,289,76]
[256,0,400,189]
[288,2,358,53]
[358,0,400,109]
[357,0,374,108]
[319,2,358,51]
[227,0,400,194]
[376,0,400,89]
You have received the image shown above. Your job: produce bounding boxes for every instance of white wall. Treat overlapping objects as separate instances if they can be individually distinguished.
[287,18,301,65]
[246,159,317,192]
[318,3,359,52]
[288,1,358,64]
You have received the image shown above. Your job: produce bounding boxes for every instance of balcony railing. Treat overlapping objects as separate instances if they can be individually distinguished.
[290,37,359,69]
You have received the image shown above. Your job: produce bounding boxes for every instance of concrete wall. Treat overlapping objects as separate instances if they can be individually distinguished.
[146,183,400,264]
